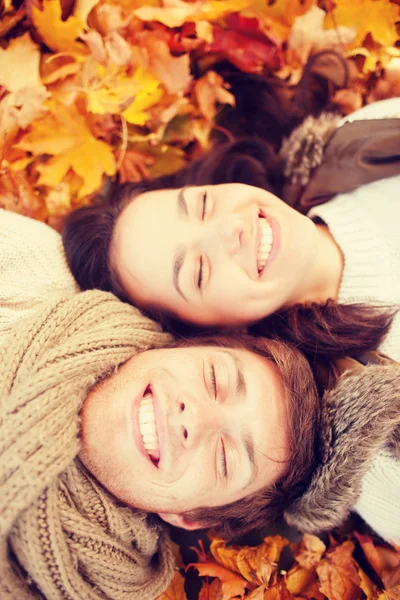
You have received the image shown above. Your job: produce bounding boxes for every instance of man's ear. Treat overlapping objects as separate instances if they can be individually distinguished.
[157,513,205,530]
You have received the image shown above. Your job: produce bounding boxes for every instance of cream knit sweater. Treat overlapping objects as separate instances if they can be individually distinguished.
[0,208,78,343]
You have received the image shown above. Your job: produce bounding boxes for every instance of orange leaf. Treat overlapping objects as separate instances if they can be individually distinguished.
[32,0,85,54]
[358,568,380,600]
[294,533,326,570]
[157,571,187,600]
[286,566,325,598]
[316,540,362,600]
[188,560,249,600]
[198,578,223,600]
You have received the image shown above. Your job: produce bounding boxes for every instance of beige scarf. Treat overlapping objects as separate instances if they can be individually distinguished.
[0,291,175,599]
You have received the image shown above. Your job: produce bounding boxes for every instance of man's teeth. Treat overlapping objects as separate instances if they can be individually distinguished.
[257,216,273,273]
[138,393,160,462]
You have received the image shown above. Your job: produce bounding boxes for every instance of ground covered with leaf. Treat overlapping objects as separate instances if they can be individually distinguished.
[1,0,400,598]
[1,0,400,228]
[161,528,400,600]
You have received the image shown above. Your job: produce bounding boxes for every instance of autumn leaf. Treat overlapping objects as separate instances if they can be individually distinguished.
[134,0,251,29]
[117,149,156,183]
[121,68,164,125]
[16,103,116,197]
[141,37,192,95]
[294,533,327,570]
[0,33,41,92]
[358,568,380,600]
[198,578,223,600]
[157,571,187,600]
[316,540,362,600]
[0,86,49,150]
[32,0,85,54]
[288,5,356,64]
[73,0,99,24]
[325,0,400,48]
[195,71,235,121]
[188,560,249,600]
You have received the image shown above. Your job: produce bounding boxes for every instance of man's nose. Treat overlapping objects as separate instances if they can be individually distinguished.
[170,396,221,450]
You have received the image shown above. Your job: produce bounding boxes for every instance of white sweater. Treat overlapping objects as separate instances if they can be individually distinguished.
[0,209,78,343]
[309,176,400,544]
[309,98,400,544]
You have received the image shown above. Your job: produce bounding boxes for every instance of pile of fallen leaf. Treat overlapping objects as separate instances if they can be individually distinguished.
[1,0,400,228]
[160,531,400,600]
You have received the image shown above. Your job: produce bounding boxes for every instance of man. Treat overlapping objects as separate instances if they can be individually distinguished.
[0,288,317,599]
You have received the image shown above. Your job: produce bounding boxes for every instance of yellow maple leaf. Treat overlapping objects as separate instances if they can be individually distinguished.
[122,69,163,125]
[0,33,41,92]
[325,0,400,48]
[32,0,85,54]
[16,104,115,198]
[250,0,315,43]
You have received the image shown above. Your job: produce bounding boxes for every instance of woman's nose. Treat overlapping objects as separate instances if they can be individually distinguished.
[201,220,243,257]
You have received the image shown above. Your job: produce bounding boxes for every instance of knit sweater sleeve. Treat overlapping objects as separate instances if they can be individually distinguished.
[0,209,78,342]
[354,451,400,544]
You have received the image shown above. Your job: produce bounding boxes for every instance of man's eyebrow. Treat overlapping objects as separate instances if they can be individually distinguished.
[177,187,189,218]
[173,246,187,302]
[224,350,247,397]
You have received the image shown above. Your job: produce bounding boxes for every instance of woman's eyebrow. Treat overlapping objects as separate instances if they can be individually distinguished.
[177,187,189,218]
[173,246,188,301]
[223,350,247,397]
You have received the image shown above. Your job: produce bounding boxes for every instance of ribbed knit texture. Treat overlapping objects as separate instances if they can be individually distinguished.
[0,290,175,599]
[0,209,79,344]
[309,174,400,543]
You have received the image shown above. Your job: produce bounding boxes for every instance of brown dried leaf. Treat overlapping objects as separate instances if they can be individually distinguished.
[194,71,235,121]
[198,578,223,600]
[358,568,380,600]
[0,86,49,152]
[294,534,327,570]
[117,149,155,183]
[316,540,362,600]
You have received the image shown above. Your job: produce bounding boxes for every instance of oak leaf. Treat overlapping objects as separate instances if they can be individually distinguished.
[194,71,235,122]
[325,0,400,48]
[32,0,85,54]
[316,540,362,600]
[16,103,116,197]
[294,533,326,570]
[156,571,187,600]
[0,33,41,92]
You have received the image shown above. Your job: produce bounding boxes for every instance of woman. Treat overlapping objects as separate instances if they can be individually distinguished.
[63,98,400,361]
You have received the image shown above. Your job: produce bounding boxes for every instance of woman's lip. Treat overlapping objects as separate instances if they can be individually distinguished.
[258,210,281,279]
[131,385,163,468]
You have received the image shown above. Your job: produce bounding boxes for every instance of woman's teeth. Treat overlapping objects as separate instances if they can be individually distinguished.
[257,216,273,274]
[138,392,160,464]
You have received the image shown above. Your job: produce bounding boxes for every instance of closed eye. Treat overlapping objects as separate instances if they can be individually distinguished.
[201,191,208,220]
[197,256,203,289]
[209,363,217,398]
[220,439,228,478]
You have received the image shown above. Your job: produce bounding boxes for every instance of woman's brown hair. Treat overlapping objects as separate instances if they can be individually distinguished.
[167,332,321,540]
[62,52,396,360]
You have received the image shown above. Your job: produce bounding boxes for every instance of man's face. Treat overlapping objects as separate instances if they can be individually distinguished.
[79,345,289,523]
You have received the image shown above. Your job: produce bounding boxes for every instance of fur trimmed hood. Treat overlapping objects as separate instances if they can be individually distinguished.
[285,360,400,533]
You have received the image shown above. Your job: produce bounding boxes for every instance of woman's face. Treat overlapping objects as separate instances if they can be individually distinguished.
[79,345,289,521]
[111,183,318,326]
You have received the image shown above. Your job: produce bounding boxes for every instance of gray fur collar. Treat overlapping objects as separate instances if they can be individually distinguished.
[285,363,400,533]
